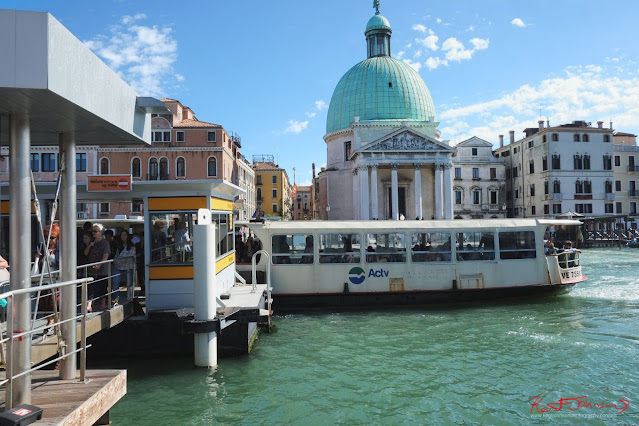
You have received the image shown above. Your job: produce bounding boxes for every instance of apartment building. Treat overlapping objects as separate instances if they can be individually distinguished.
[495,120,614,218]
[252,156,292,219]
[452,136,506,219]
[612,132,639,225]
[292,186,312,220]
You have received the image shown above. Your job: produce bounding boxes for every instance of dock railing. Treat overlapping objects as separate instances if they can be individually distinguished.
[251,250,272,321]
[25,259,136,327]
[0,277,93,410]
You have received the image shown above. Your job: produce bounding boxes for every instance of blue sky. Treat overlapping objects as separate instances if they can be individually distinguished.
[4,0,639,185]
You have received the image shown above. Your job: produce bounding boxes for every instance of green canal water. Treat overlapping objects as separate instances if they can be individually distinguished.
[96,248,639,424]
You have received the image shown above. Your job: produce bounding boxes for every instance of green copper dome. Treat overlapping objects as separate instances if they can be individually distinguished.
[365,13,391,34]
[326,57,437,134]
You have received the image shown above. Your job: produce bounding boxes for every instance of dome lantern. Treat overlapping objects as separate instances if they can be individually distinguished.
[365,1,391,58]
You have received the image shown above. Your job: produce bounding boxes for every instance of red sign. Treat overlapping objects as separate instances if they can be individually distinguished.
[87,175,132,192]
[13,408,31,416]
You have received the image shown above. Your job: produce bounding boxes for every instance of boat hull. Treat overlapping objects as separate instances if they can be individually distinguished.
[272,283,577,312]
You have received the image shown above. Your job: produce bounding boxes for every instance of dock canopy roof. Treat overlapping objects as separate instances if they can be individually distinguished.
[0,9,167,146]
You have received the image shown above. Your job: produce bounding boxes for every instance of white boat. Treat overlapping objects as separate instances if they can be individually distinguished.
[236,219,586,310]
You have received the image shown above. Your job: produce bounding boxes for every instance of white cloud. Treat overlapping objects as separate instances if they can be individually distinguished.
[511,18,526,28]
[412,24,427,33]
[470,38,489,50]
[439,64,639,144]
[305,112,317,118]
[467,25,475,31]
[403,58,422,72]
[396,50,405,59]
[436,18,442,24]
[84,15,181,97]
[416,35,439,51]
[283,120,309,134]
[442,37,463,51]
[425,56,448,70]
[315,100,328,111]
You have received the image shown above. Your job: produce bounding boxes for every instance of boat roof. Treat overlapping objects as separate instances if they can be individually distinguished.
[243,218,570,231]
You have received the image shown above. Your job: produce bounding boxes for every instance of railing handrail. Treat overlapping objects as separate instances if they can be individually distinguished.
[3,276,93,409]
[0,277,90,300]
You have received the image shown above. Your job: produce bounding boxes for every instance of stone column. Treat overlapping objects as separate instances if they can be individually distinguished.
[370,165,378,219]
[414,163,422,220]
[359,165,369,220]
[352,168,358,219]
[443,163,453,219]
[391,164,399,220]
[434,164,443,219]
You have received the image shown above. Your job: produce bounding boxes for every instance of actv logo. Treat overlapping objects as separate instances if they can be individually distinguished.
[348,267,366,284]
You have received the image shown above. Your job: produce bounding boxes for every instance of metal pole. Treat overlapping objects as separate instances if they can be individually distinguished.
[193,208,217,368]
[9,112,32,406]
[59,132,77,379]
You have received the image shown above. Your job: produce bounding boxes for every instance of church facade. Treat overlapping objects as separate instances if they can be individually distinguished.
[321,5,454,220]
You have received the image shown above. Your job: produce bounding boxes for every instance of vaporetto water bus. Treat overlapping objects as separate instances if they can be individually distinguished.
[237,219,586,310]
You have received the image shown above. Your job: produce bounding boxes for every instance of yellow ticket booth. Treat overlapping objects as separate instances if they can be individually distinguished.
[144,182,241,312]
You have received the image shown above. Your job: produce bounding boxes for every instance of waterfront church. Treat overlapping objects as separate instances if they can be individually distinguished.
[321,3,454,220]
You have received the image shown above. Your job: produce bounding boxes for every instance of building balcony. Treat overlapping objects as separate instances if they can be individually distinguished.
[545,193,563,201]
[630,190,639,197]
[574,194,593,200]
[76,212,89,219]
[472,177,481,181]
[605,193,616,201]
[628,166,639,172]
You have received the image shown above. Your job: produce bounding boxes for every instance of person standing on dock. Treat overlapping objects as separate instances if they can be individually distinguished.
[87,223,110,311]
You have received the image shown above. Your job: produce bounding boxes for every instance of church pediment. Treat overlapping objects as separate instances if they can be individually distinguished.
[361,128,454,153]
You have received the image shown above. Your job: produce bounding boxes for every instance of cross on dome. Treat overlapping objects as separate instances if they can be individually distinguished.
[373,0,380,14]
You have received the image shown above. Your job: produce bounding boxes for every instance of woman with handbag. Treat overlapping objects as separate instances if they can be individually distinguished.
[112,230,136,306]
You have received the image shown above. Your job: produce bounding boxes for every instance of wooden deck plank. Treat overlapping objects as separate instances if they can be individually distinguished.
[0,369,126,425]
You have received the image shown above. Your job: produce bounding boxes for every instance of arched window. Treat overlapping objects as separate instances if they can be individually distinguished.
[544,180,549,195]
[159,157,169,179]
[553,180,561,194]
[574,134,580,142]
[176,157,186,178]
[149,157,158,180]
[256,187,262,201]
[207,157,217,177]
[453,186,463,205]
[605,180,613,193]
[603,134,610,142]
[131,157,141,178]
[584,180,592,193]
[575,180,583,194]
[583,134,589,142]
[552,133,559,141]
[100,158,109,175]
[583,154,590,170]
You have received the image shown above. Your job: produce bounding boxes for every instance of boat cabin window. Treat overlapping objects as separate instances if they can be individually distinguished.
[365,233,406,263]
[498,231,536,259]
[214,213,234,260]
[272,234,314,265]
[455,232,495,261]
[319,233,361,263]
[149,212,196,264]
[410,232,451,262]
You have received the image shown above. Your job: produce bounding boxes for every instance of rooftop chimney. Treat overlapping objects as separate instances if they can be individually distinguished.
[547,118,550,128]
[597,121,604,129]
[312,163,316,178]
[610,121,613,130]
[538,120,544,130]
[499,135,504,148]
[509,130,515,144]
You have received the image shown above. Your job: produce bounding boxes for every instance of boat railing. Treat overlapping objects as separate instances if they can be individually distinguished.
[0,277,93,409]
[251,250,271,319]
[556,250,580,269]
